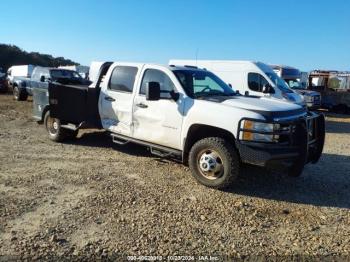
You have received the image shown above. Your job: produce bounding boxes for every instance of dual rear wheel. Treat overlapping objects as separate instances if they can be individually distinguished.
[44,111,78,142]
[13,86,28,101]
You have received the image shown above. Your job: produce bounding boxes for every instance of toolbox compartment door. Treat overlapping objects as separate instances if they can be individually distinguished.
[49,83,89,124]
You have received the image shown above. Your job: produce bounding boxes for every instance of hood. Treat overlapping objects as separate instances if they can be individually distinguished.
[219,96,306,120]
[221,96,300,111]
[294,89,320,96]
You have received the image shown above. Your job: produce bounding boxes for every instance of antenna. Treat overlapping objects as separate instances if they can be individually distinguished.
[195,48,199,67]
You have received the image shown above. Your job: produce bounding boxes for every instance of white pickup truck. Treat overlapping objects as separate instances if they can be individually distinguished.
[33,62,325,189]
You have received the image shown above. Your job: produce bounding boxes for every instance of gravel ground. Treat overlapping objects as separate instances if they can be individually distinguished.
[0,93,349,260]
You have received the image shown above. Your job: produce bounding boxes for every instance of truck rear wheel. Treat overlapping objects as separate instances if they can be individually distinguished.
[65,129,79,140]
[44,111,66,142]
[13,86,28,101]
[188,137,239,189]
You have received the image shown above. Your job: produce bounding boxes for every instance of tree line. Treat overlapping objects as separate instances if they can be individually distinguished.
[0,44,78,71]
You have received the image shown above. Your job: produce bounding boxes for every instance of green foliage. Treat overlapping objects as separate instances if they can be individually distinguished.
[0,44,79,71]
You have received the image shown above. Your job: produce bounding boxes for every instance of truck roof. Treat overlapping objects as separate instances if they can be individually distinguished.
[168,65,209,71]
[105,61,210,72]
[169,59,261,65]
[270,64,298,70]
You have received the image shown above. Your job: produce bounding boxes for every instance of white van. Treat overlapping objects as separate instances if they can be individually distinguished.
[169,60,305,106]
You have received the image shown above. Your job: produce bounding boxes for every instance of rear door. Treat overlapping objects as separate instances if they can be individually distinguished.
[99,64,140,136]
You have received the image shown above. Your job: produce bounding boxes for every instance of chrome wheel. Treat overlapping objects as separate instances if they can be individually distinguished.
[47,116,58,135]
[197,149,224,180]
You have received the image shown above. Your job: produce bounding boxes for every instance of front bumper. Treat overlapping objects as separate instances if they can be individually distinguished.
[236,112,325,171]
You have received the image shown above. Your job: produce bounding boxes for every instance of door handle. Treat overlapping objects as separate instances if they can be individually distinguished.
[136,103,148,108]
[104,96,115,102]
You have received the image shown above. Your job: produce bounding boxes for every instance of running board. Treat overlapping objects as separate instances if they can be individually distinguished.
[150,148,173,158]
[110,133,182,157]
[111,135,129,145]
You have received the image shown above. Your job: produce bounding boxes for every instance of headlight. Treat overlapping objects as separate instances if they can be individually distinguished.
[304,95,313,102]
[240,120,280,142]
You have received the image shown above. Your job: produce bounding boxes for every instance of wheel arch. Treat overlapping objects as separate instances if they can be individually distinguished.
[41,105,50,123]
[182,124,237,164]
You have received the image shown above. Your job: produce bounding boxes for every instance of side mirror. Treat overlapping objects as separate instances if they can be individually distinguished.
[228,83,232,88]
[146,82,161,101]
[263,83,275,94]
[170,90,180,101]
[40,75,45,82]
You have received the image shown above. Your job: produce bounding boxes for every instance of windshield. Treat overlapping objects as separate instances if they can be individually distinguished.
[256,62,293,93]
[285,79,305,90]
[264,72,293,93]
[50,69,81,80]
[173,69,236,98]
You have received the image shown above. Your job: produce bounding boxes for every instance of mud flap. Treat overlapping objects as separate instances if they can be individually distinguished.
[294,119,308,167]
[309,114,325,164]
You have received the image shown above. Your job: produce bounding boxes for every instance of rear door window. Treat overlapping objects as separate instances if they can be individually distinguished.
[109,66,138,93]
[32,68,42,81]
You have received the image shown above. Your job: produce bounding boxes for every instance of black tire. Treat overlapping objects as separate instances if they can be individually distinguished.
[188,137,240,189]
[44,111,66,142]
[13,85,28,101]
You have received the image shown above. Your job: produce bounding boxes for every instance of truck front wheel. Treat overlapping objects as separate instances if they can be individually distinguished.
[287,161,305,177]
[13,86,28,101]
[188,137,240,189]
[44,111,66,142]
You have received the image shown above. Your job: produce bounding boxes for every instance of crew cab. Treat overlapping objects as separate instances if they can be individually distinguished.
[33,62,325,189]
[12,66,90,101]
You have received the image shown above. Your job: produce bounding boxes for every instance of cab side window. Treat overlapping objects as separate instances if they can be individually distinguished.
[109,66,138,93]
[32,68,42,81]
[248,73,269,92]
[140,69,175,99]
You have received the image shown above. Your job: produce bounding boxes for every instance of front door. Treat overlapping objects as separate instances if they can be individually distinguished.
[132,66,183,149]
[99,65,139,136]
[247,72,272,97]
